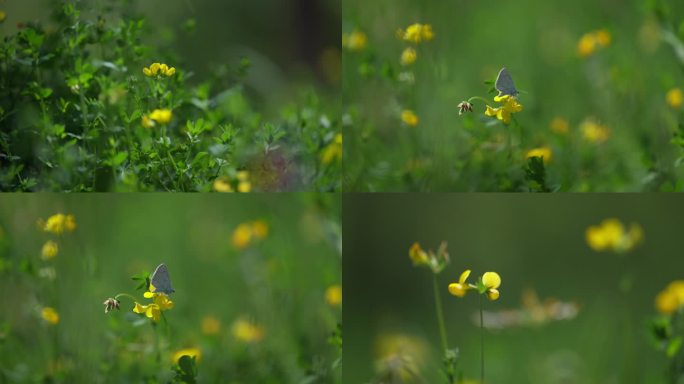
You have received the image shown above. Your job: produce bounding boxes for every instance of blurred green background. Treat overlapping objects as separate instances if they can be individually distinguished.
[343,193,684,383]
[343,0,684,191]
[1,0,340,110]
[0,193,341,382]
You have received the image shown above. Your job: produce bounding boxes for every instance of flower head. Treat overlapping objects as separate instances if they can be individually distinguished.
[237,171,251,193]
[408,241,449,274]
[401,110,419,127]
[149,109,172,124]
[666,88,683,109]
[213,177,234,192]
[41,307,60,325]
[201,315,221,335]
[457,101,473,115]
[41,240,59,260]
[326,284,342,307]
[232,317,265,343]
[525,146,553,164]
[321,133,343,165]
[171,347,201,364]
[143,62,176,77]
[103,298,120,314]
[342,29,368,51]
[585,218,643,253]
[133,286,174,322]
[400,47,417,66]
[448,270,501,301]
[550,117,569,135]
[399,23,434,44]
[448,269,471,297]
[482,272,501,301]
[655,281,684,315]
[232,220,268,249]
[577,29,611,58]
[41,214,76,234]
[484,95,523,125]
[580,118,609,143]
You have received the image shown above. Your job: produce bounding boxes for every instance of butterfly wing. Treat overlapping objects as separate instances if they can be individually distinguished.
[495,67,518,97]
[150,263,175,294]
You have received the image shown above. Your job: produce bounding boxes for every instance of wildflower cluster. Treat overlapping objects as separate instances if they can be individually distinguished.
[212,170,252,193]
[133,285,175,322]
[655,281,684,316]
[577,29,612,57]
[342,29,368,51]
[408,241,449,274]
[0,1,340,191]
[448,270,502,301]
[585,218,643,253]
[484,94,524,125]
[143,62,176,77]
[231,220,269,249]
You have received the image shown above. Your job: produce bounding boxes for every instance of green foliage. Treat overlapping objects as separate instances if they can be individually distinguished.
[0,1,340,191]
[173,355,198,384]
[343,0,684,192]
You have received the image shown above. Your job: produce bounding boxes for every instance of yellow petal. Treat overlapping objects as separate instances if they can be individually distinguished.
[459,269,471,284]
[484,105,500,117]
[133,302,147,314]
[493,94,509,103]
[166,67,176,76]
[448,283,467,297]
[482,272,501,289]
[144,291,155,298]
[143,67,152,77]
[487,288,500,301]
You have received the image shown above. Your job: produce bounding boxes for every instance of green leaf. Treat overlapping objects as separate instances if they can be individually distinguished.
[111,152,128,167]
[667,337,682,358]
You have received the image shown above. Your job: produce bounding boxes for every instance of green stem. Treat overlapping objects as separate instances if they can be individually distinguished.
[467,96,491,105]
[432,274,448,353]
[480,294,485,384]
[114,293,138,303]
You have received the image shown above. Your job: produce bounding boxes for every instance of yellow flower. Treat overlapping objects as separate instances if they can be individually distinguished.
[408,242,429,266]
[143,62,176,77]
[448,269,472,298]
[251,220,269,239]
[0,11,6,23]
[401,110,419,127]
[400,23,434,44]
[134,287,174,322]
[237,171,251,193]
[171,347,201,364]
[666,88,683,109]
[41,307,60,325]
[482,272,501,301]
[580,118,609,143]
[577,29,611,58]
[232,317,264,343]
[41,240,59,260]
[201,315,221,335]
[232,223,253,249]
[550,117,569,135]
[655,281,684,315]
[149,109,172,124]
[321,133,343,165]
[525,146,553,164]
[133,302,161,322]
[400,47,417,66]
[231,221,267,249]
[141,115,155,128]
[585,218,643,253]
[342,29,368,51]
[212,177,234,193]
[325,284,342,307]
[42,214,77,234]
[485,95,523,125]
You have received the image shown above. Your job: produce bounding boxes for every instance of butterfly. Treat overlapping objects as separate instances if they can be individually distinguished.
[150,263,175,294]
[494,67,519,98]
